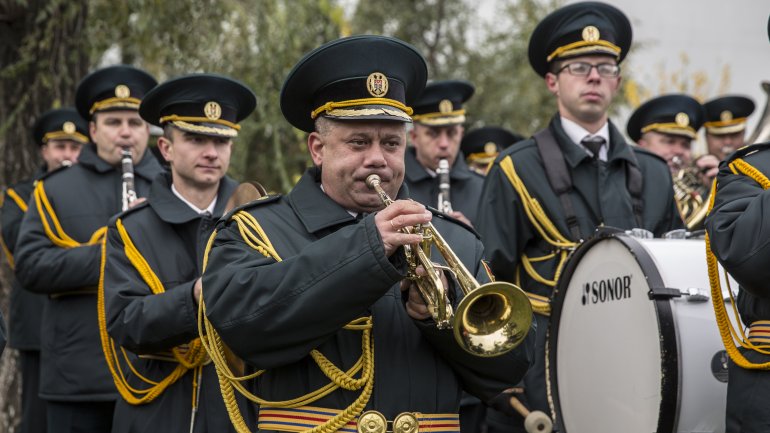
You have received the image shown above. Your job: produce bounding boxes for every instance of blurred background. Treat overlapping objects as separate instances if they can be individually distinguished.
[0,0,767,429]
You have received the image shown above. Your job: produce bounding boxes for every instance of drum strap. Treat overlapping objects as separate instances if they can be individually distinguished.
[533,128,645,237]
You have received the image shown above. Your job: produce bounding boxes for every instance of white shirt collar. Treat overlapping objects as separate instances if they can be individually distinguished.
[171,184,217,215]
[560,116,610,161]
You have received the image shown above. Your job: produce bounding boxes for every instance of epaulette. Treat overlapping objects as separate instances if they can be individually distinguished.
[107,200,151,226]
[221,194,282,222]
[426,205,481,240]
[35,164,70,182]
[724,141,770,164]
[631,145,667,164]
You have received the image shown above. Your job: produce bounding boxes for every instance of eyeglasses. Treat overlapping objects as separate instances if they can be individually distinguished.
[557,62,620,78]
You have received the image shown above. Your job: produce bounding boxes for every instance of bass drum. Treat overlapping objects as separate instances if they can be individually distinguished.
[547,231,733,433]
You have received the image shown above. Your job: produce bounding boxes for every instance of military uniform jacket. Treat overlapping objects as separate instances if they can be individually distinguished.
[103,173,244,433]
[1,168,45,350]
[404,147,485,224]
[202,167,534,426]
[706,143,770,325]
[15,144,163,401]
[478,116,683,298]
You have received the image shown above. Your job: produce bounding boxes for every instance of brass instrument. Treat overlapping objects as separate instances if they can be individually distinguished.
[366,174,532,356]
[121,149,137,211]
[437,158,453,214]
[671,156,709,230]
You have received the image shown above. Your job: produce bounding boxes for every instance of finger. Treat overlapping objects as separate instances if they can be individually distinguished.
[408,286,425,304]
[379,200,427,220]
[386,232,424,247]
[407,299,430,317]
[392,212,432,230]
[400,279,411,292]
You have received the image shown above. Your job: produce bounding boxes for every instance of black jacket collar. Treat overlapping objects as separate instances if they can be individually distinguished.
[287,166,410,234]
[148,172,238,224]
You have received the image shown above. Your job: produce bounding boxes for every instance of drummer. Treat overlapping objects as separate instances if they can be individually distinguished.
[476,2,683,431]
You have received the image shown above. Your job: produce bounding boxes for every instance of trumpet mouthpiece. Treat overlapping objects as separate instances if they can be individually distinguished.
[365,174,382,188]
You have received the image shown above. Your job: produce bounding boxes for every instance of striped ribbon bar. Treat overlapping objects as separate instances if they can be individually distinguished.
[258,406,460,433]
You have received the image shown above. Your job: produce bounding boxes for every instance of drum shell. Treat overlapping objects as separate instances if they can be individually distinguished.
[548,232,734,433]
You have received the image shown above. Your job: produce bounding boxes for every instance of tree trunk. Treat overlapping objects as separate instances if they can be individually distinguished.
[0,0,90,430]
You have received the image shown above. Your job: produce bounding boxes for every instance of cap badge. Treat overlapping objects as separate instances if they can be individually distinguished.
[115,84,131,98]
[484,142,497,155]
[720,110,733,122]
[204,101,222,120]
[582,26,600,43]
[675,112,690,127]
[62,121,76,134]
[439,99,454,114]
[366,72,389,97]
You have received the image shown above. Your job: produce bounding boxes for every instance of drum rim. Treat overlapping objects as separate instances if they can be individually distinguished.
[546,229,680,433]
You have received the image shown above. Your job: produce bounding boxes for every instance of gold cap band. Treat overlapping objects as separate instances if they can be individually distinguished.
[42,131,89,144]
[411,109,466,126]
[704,117,747,135]
[641,122,697,139]
[159,115,241,131]
[89,97,142,115]
[311,97,413,120]
[466,151,498,164]
[168,120,238,138]
[547,40,621,62]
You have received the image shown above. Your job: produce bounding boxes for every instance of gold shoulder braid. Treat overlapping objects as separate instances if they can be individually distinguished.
[707,158,770,369]
[197,210,375,433]
[97,218,208,406]
[34,180,107,248]
[499,156,578,316]
[0,187,28,269]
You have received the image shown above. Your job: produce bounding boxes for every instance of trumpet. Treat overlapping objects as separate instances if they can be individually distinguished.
[121,148,137,211]
[437,158,453,214]
[366,174,532,357]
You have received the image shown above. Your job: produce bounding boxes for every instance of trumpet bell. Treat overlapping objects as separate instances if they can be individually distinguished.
[453,282,533,357]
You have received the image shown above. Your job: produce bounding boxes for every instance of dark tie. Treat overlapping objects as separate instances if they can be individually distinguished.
[581,136,606,159]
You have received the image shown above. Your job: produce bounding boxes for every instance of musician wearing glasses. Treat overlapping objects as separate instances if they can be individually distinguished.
[99,74,254,433]
[477,3,682,431]
[1,107,87,433]
[14,66,162,433]
[406,80,480,227]
[200,35,535,433]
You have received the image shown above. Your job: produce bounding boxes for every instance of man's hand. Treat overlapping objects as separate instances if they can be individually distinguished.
[193,277,202,304]
[695,154,719,188]
[449,211,473,228]
[374,200,431,256]
[400,264,449,321]
[128,197,147,208]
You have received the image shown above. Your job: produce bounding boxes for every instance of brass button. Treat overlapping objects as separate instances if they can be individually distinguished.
[358,410,387,433]
[393,412,419,433]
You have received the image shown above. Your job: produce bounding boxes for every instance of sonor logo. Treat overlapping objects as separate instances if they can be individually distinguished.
[581,275,632,305]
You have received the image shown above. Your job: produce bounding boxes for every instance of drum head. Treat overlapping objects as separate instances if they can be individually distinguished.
[548,233,677,433]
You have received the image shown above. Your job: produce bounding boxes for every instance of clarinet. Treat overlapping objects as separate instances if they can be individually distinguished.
[121,149,137,211]
[437,158,453,214]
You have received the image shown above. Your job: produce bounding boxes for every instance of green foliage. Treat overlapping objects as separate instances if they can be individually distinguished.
[352,0,562,138]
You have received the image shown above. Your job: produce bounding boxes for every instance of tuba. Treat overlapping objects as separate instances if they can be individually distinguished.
[121,149,137,211]
[437,158,453,214]
[671,156,709,230]
[366,174,532,357]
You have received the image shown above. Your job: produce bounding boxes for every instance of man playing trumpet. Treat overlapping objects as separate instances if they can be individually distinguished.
[199,35,535,433]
